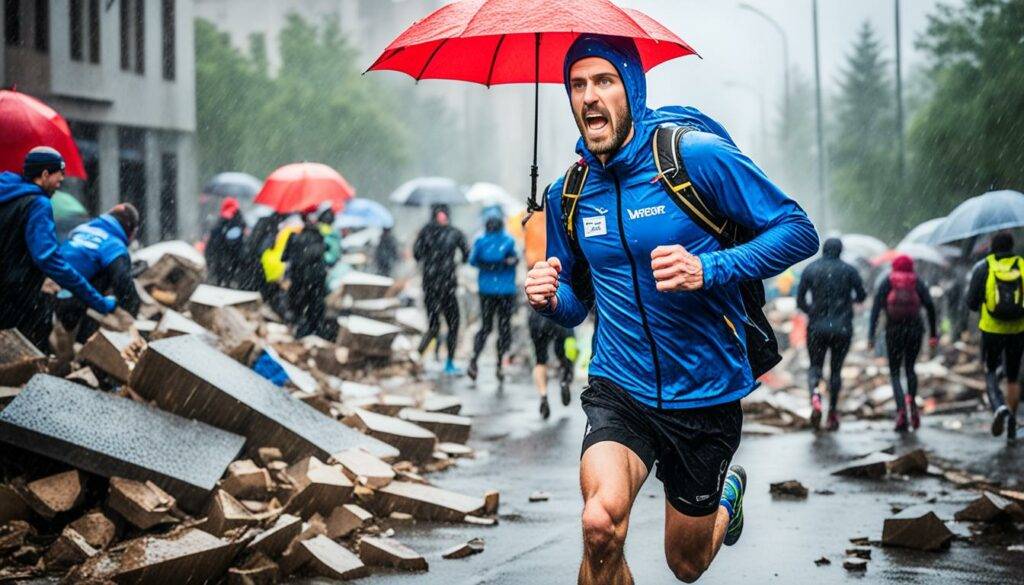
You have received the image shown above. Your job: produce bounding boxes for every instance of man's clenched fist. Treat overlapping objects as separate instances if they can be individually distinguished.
[525,257,562,311]
[651,245,703,292]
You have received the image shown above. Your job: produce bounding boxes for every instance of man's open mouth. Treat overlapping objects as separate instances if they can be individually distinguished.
[585,113,609,131]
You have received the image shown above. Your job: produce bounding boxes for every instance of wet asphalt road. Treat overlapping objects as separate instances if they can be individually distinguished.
[300,358,1024,585]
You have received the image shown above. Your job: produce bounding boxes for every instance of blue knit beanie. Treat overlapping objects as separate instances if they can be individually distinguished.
[23,146,66,179]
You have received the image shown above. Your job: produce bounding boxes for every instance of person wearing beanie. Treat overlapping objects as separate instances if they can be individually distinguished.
[206,197,247,287]
[0,147,116,351]
[796,237,867,431]
[282,208,328,338]
[56,203,142,343]
[869,254,938,432]
[966,231,1024,442]
[413,203,469,375]
[466,211,519,386]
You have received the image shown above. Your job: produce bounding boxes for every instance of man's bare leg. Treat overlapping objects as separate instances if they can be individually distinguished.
[663,503,729,583]
[533,364,548,398]
[579,441,648,585]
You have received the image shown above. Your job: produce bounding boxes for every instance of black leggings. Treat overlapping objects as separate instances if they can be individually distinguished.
[981,331,1024,412]
[887,320,923,407]
[472,294,514,362]
[807,328,851,412]
[418,288,460,358]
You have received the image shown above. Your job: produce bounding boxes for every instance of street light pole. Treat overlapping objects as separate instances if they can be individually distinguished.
[812,0,827,233]
[738,3,790,120]
[894,0,905,178]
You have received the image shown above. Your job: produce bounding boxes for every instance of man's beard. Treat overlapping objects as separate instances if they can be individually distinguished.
[576,103,633,157]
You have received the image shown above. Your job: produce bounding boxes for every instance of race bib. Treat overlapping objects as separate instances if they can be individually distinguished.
[583,216,607,238]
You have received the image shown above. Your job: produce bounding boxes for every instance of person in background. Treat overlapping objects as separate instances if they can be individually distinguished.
[966,232,1024,442]
[260,214,302,320]
[282,207,328,339]
[467,212,519,383]
[314,201,342,268]
[206,197,246,287]
[796,238,867,431]
[868,254,938,432]
[56,203,142,343]
[376,227,399,277]
[413,203,469,375]
[242,210,279,291]
[0,147,115,351]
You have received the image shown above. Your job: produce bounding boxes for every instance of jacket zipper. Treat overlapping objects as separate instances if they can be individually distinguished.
[613,174,664,408]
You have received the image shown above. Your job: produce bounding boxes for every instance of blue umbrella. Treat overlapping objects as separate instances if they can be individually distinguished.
[337,198,394,229]
[928,190,1024,245]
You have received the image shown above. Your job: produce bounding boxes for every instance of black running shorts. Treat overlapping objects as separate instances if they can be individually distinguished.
[580,377,742,517]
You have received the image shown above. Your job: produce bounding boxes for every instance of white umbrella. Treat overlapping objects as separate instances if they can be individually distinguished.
[466,182,520,213]
[898,217,945,248]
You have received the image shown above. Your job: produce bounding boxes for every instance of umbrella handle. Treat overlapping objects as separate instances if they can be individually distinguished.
[526,32,544,217]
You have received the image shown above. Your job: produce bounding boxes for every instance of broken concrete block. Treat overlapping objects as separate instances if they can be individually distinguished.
[69,510,116,550]
[359,536,428,572]
[70,527,236,584]
[343,408,436,462]
[284,457,354,518]
[438,442,475,458]
[422,394,463,415]
[339,271,395,301]
[529,491,550,503]
[108,477,178,530]
[22,470,84,518]
[484,490,500,515]
[375,481,485,522]
[813,556,831,566]
[191,304,258,354]
[221,460,273,501]
[79,329,136,383]
[770,480,809,499]
[153,309,216,341]
[354,394,417,417]
[882,508,954,551]
[0,329,45,386]
[846,547,871,559]
[325,504,374,539]
[0,385,19,406]
[442,537,485,559]
[137,251,205,309]
[843,557,867,572]
[189,284,262,311]
[463,515,496,526]
[0,374,245,511]
[130,336,398,462]
[832,452,896,479]
[954,492,1024,523]
[43,527,97,570]
[331,448,395,489]
[0,484,29,524]
[66,366,99,388]
[0,519,33,555]
[205,489,259,536]
[257,447,283,467]
[247,513,302,559]
[300,535,369,581]
[888,449,928,476]
[337,316,401,358]
[399,409,471,444]
[228,553,278,585]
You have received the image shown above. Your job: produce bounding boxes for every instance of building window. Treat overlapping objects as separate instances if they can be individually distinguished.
[161,0,174,80]
[119,0,144,74]
[68,121,100,216]
[119,0,129,69]
[87,0,99,63]
[33,0,46,52]
[69,0,82,61]
[4,0,20,47]
[133,0,144,74]
[119,127,147,242]
[160,152,178,239]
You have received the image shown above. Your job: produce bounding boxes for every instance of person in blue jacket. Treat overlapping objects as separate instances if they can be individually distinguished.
[56,203,142,343]
[0,147,116,351]
[524,36,818,584]
[467,212,519,383]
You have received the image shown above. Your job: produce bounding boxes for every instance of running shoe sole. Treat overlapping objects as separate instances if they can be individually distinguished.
[723,465,746,546]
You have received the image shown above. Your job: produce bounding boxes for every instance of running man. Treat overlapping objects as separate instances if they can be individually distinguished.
[796,237,867,431]
[524,36,818,583]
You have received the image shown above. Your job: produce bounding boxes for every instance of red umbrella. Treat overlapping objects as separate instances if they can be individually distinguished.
[366,0,696,209]
[254,162,355,214]
[0,90,87,179]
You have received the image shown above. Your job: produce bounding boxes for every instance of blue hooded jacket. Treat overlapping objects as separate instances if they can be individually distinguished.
[470,215,519,296]
[541,36,819,410]
[60,214,131,280]
[0,171,109,312]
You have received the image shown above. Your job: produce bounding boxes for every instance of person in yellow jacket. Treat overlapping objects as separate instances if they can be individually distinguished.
[966,232,1024,442]
[260,215,303,319]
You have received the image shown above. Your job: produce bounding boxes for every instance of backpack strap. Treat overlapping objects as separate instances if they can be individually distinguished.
[561,159,589,244]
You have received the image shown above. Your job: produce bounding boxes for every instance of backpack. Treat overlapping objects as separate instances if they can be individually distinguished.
[985,255,1024,321]
[886,271,921,322]
[557,125,781,379]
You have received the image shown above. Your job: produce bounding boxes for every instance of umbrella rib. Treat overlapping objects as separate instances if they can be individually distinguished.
[485,34,507,88]
[416,37,450,82]
[603,0,655,40]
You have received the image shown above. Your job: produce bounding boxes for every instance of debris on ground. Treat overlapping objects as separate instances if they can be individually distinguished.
[443,537,486,559]
[770,480,809,499]
[882,508,954,551]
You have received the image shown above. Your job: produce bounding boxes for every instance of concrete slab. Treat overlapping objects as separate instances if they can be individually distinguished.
[330,448,395,488]
[79,329,135,383]
[324,504,373,539]
[0,329,45,386]
[188,284,262,310]
[359,536,428,572]
[0,374,245,511]
[247,513,302,559]
[882,507,954,551]
[375,481,485,522]
[108,477,179,530]
[130,335,398,462]
[343,408,436,462]
[23,470,84,518]
[300,535,368,581]
[70,527,238,584]
[399,409,471,444]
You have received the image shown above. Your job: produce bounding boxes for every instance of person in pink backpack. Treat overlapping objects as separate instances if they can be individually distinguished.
[868,254,939,432]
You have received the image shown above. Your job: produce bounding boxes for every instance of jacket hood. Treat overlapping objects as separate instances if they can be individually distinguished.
[563,35,737,170]
[822,237,843,259]
[892,254,914,273]
[0,171,46,204]
[220,197,240,219]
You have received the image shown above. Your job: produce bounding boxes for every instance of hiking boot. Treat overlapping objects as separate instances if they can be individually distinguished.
[1007,413,1017,443]
[560,379,571,406]
[992,405,1010,437]
[539,396,551,420]
[907,396,920,431]
[467,359,478,381]
[722,465,747,546]
[894,409,909,433]
[826,411,840,432]
[810,393,823,431]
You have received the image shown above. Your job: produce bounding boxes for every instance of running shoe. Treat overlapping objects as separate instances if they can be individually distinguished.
[992,405,1010,437]
[907,396,920,431]
[826,411,840,432]
[722,465,747,546]
[810,393,823,431]
[560,379,571,406]
[539,396,551,420]
[894,409,908,433]
[466,359,478,381]
[443,359,462,376]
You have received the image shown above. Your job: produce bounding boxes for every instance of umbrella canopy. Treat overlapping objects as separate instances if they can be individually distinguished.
[871,243,950,268]
[202,172,262,200]
[336,198,395,230]
[466,182,521,213]
[367,0,696,210]
[389,177,467,207]
[840,234,889,261]
[50,190,88,220]
[927,190,1024,245]
[254,162,355,213]
[0,90,87,179]
[898,217,945,248]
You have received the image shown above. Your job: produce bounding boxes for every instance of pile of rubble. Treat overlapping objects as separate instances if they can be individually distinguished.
[0,245,492,583]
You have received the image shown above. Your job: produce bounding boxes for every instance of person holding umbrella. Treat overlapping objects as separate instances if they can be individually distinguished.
[524,36,818,583]
[0,147,116,351]
[413,203,469,375]
[966,232,1024,442]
